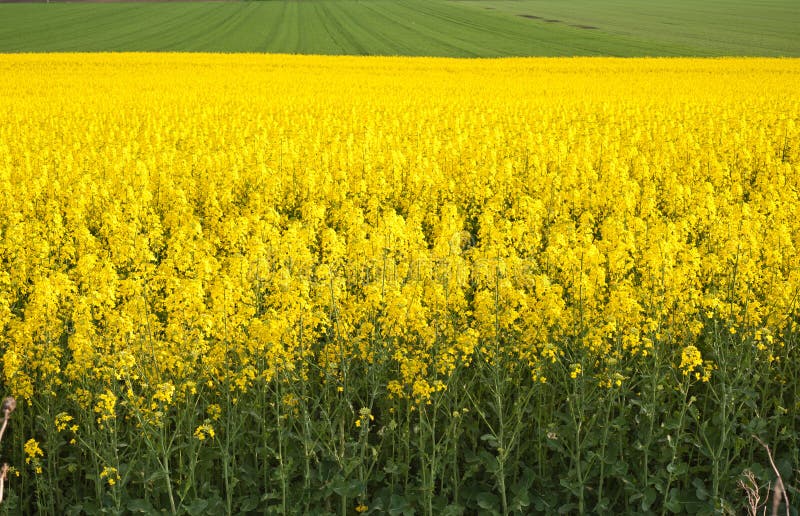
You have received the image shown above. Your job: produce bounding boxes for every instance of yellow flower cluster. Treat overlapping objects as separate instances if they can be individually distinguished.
[54,411,79,444]
[54,412,74,432]
[679,345,712,382]
[100,466,119,487]
[0,54,797,408]
[24,439,43,462]
[24,438,44,474]
[94,390,117,428]
[355,407,375,429]
[194,422,216,441]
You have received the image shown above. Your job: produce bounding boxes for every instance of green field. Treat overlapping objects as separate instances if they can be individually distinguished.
[0,0,798,56]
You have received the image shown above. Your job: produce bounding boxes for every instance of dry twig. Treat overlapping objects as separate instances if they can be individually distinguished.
[0,397,17,506]
[753,435,790,516]
[0,398,15,506]
[0,463,8,504]
[739,469,767,516]
[0,397,16,444]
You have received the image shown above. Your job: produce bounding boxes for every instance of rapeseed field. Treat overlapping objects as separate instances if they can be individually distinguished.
[0,54,798,514]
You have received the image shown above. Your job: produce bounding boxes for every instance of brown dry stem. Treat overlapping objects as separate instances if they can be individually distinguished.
[752,435,790,516]
[0,397,16,506]
[0,463,8,504]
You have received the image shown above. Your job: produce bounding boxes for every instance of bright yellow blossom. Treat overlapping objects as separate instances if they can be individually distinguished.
[194,422,216,441]
[100,466,119,487]
[0,54,796,412]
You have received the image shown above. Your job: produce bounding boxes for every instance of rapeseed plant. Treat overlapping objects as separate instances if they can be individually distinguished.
[0,54,797,513]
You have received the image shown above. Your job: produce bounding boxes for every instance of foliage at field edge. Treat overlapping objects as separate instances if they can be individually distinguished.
[0,54,798,514]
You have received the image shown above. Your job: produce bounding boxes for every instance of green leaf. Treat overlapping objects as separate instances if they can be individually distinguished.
[261,491,282,501]
[184,499,209,516]
[692,478,709,501]
[239,495,260,512]
[593,498,610,512]
[510,489,531,510]
[610,460,628,476]
[641,487,657,511]
[145,470,165,484]
[476,492,500,511]
[383,460,407,476]
[331,477,364,498]
[667,461,688,476]
[481,452,500,474]
[664,488,682,513]
[127,499,156,513]
[439,504,465,516]
[389,494,414,515]
[559,477,582,498]
[79,501,101,514]
[480,433,499,448]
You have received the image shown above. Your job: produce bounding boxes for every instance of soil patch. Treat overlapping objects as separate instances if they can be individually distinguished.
[517,14,541,19]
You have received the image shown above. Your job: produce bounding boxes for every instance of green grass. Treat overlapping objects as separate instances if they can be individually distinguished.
[0,0,797,56]
[459,0,800,57]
